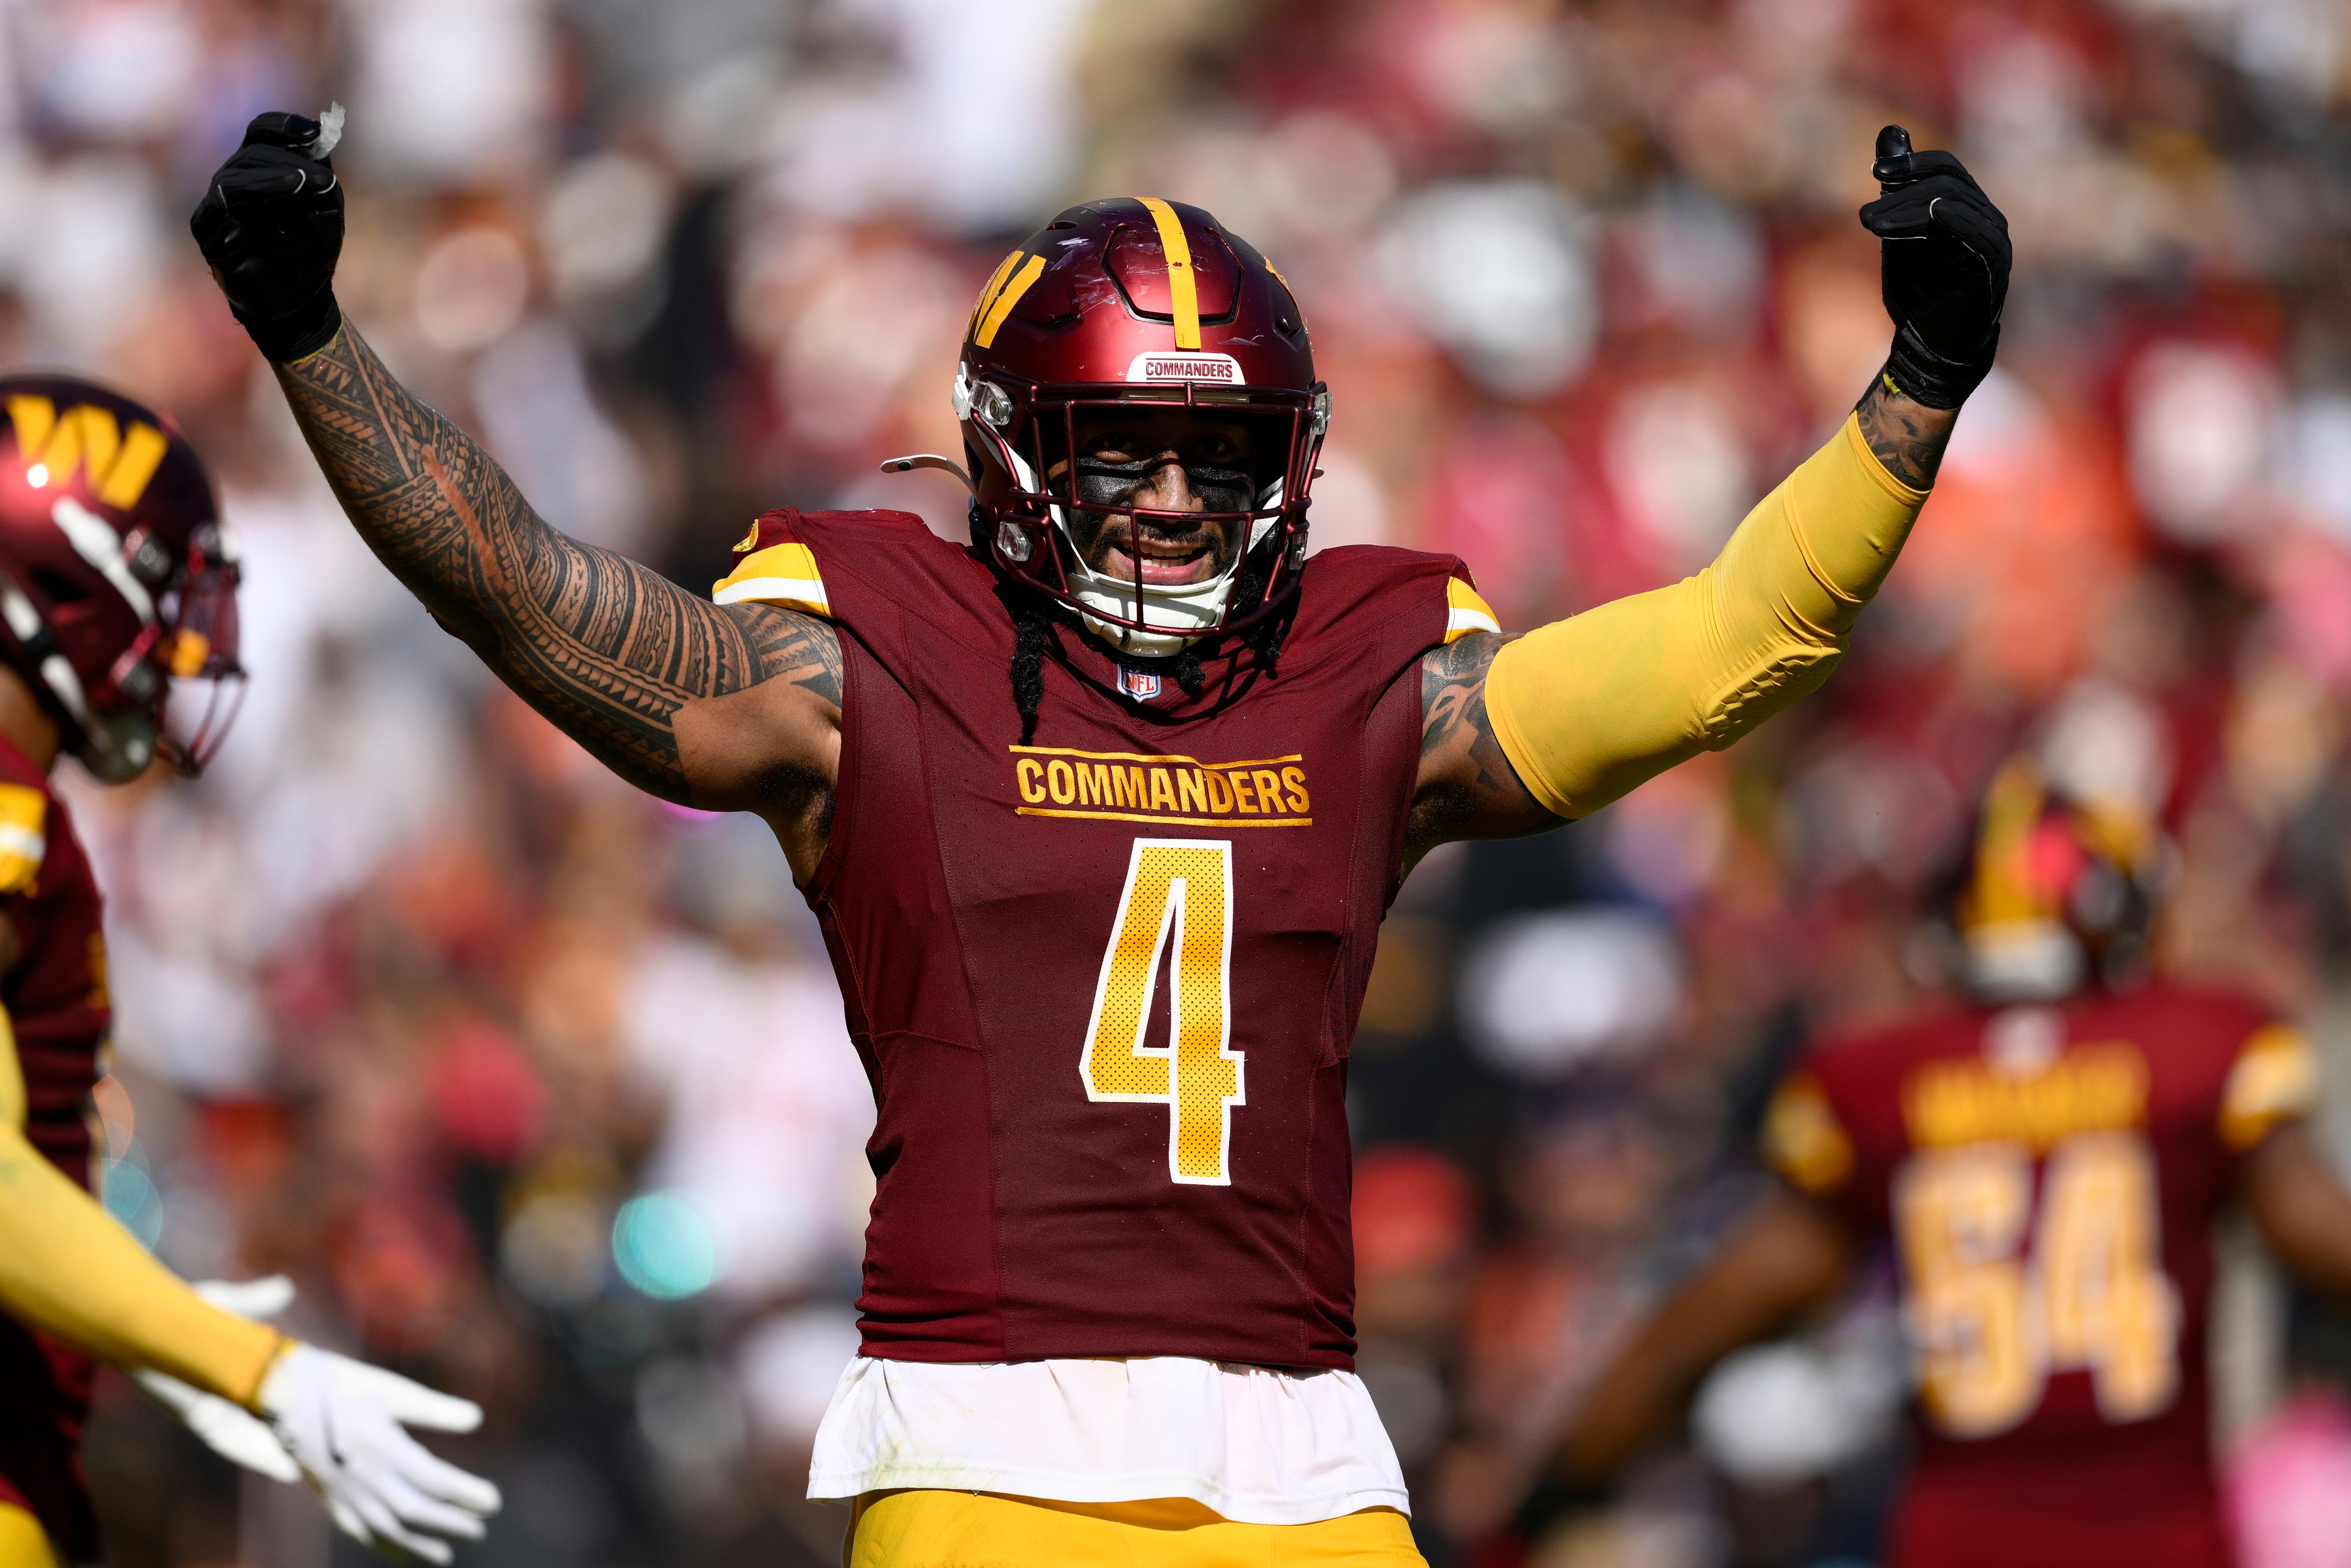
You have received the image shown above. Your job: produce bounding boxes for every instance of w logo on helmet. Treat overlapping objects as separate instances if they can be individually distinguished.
[7,396,170,510]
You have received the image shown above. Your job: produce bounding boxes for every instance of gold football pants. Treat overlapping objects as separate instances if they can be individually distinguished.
[0,1504,60,1568]
[846,1491,1427,1567]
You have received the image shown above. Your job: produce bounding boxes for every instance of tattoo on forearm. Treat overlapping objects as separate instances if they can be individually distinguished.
[274,324,840,800]
[1854,372,1959,489]
[1408,631,1552,860]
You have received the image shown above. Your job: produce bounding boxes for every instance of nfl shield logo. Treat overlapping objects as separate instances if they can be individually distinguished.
[1120,667,1163,700]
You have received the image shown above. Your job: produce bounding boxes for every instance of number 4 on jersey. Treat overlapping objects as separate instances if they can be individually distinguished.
[1081,839,1245,1185]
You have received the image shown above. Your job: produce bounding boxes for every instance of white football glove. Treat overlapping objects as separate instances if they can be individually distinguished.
[257,1340,503,1563]
[130,1276,301,1484]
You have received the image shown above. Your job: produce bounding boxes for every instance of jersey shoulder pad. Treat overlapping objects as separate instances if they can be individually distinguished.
[713,508,832,617]
[1761,1066,1856,1196]
[2219,1018,2319,1152]
[1442,573,1502,643]
[1289,545,1499,654]
[710,506,964,622]
[0,779,48,896]
[1785,1004,1979,1144]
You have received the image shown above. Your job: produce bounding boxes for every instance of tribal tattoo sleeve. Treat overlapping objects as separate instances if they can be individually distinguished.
[1408,630,1554,863]
[274,323,841,803]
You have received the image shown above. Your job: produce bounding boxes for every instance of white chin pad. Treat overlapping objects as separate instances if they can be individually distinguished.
[1068,560,1234,656]
[1059,475,1283,655]
[1964,920,2086,1001]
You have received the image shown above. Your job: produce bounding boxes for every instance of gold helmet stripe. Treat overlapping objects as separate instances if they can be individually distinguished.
[967,249,1024,342]
[6,397,54,468]
[1965,756,2050,928]
[1264,255,1307,332]
[6,397,171,510]
[1137,197,1202,350]
[974,254,1046,350]
[97,421,169,509]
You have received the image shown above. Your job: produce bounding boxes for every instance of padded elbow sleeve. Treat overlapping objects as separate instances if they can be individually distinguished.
[1486,413,1926,818]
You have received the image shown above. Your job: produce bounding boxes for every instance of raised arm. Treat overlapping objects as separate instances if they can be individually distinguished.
[272,328,841,823]
[1409,380,1952,857]
[1409,127,2003,859]
[192,114,840,871]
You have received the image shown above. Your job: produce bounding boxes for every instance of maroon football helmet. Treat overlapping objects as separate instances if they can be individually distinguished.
[0,375,242,781]
[895,197,1329,656]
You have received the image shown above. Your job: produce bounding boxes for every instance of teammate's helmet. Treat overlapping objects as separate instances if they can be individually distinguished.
[0,375,242,781]
[1956,754,2167,1002]
[948,197,1329,658]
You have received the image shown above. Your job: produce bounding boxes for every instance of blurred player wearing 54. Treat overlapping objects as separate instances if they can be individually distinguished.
[1529,747,2351,1568]
[0,373,498,1565]
[196,110,2004,1566]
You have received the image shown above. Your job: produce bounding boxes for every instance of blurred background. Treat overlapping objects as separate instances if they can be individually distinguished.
[16,0,2351,1563]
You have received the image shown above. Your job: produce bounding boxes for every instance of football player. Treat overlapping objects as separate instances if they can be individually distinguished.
[1532,752,2351,1568]
[193,116,2006,1565]
[0,374,501,1566]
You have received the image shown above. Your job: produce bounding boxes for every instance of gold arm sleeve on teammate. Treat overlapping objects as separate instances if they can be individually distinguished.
[0,1010,282,1408]
[1487,412,1927,819]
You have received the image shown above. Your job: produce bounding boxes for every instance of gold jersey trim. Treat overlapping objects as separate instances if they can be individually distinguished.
[2220,1023,2318,1152]
[1445,579,1500,643]
[711,541,831,617]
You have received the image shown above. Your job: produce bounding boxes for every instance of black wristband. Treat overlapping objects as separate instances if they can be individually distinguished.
[236,288,342,364]
[1880,321,1997,410]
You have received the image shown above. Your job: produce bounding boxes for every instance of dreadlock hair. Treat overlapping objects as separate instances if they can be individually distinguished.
[983,506,1299,745]
[1228,536,1292,674]
[1009,587,1056,746]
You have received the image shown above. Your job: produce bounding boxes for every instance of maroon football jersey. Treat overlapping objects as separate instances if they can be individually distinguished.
[1763,983,2315,1568]
[0,733,111,1559]
[714,508,1492,1369]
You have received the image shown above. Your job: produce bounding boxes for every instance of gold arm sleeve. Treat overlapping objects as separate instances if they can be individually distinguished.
[0,1012,281,1408]
[1487,411,1927,818]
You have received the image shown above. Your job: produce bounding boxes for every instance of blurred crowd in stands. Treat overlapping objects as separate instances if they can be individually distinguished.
[12,0,2351,1563]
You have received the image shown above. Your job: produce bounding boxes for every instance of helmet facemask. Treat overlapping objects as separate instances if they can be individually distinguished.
[150,520,246,776]
[0,513,245,783]
[962,366,1328,659]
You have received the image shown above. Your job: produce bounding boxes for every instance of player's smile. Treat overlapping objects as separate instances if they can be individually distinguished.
[1052,410,1257,588]
[1093,516,1221,586]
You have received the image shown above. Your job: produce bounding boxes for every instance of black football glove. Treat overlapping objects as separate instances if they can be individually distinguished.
[1860,125,2010,409]
[190,110,346,362]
